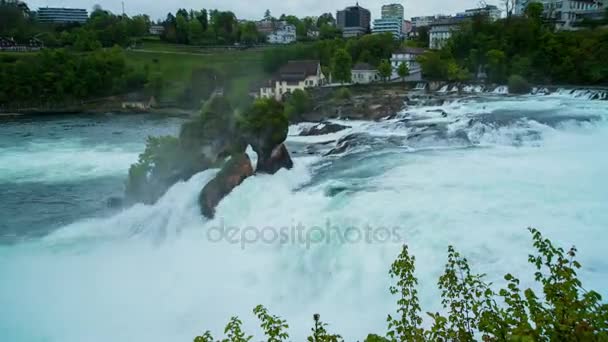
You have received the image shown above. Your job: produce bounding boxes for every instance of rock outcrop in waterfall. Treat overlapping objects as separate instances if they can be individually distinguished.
[125,96,293,218]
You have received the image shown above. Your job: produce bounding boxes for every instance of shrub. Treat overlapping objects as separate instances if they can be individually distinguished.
[285,89,313,120]
[238,98,288,148]
[193,228,608,341]
[508,75,532,94]
[334,87,352,101]
[125,135,182,203]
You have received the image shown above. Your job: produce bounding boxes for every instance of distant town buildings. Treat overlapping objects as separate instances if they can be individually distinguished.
[456,5,502,21]
[429,18,463,49]
[514,0,606,29]
[337,3,371,38]
[268,22,297,44]
[259,60,325,100]
[381,3,405,19]
[36,7,88,24]
[351,63,380,83]
[411,15,450,29]
[390,47,427,80]
[373,3,404,39]
[255,19,275,35]
[402,20,412,35]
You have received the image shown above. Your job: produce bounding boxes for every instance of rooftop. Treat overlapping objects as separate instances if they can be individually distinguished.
[352,62,376,71]
[277,60,320,81]
[394,47,429,55]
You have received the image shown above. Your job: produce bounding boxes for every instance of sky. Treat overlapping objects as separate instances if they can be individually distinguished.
[27,0,500,21]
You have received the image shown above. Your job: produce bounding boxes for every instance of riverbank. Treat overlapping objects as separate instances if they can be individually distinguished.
[3,82,606,121]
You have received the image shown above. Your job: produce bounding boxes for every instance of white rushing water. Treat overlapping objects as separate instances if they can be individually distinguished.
[0,93,607,341]
[0,138,141,183]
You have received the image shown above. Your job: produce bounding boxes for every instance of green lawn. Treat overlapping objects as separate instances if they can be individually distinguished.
[125,47,269,105]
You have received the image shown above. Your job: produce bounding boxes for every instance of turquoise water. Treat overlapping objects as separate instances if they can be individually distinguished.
[0,94,607,341]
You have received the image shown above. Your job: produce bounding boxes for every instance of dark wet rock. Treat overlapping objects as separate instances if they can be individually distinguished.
[299,122,350,136]
[199,153,254,218]
[326,133,406,155]
[256,143,293,174]
[326,186,349,197]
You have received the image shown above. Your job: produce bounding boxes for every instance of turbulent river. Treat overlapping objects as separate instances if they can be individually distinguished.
[0,91,607,341]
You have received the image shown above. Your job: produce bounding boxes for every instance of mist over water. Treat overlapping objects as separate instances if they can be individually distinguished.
[1,94,607,341]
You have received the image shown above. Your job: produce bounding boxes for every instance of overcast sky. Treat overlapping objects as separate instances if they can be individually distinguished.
[27,0,500,21]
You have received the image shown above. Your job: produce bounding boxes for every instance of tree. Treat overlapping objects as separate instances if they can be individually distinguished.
[198,9,209,31]
[188,20,204,45]
[239,21,260,46]
[319,24,341,40]
[331,49,352,84]
[525,2,545,22]
[175,14,189,44]
[317,13,336,28]
[397,62,410,82]
[502,0,516,18]
[284,89,312,119]
[264,9,272,20]
[378,59,392,82]
[485,49,507,83]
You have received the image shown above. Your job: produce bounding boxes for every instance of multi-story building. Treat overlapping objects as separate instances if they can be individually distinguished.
[402,20,413,35]
[515,0,605,29]
[36,7,88,24]
[259,60,326,100]
[373,3,405,39]
[429,18,463,49]
[337,3,371,38]
[411,15,449,29]
[268,23,297,44]
[390,47,427,80]
[373,18,403,38]
[456,5,502,21]
[381,3,405,19]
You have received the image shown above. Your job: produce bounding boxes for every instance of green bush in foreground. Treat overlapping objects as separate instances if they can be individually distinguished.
[194,228,608,341]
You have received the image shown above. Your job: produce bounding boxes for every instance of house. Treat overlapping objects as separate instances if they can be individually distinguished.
[390,47,428,80]
[0,37,17,49]
[268,23,296,44]
[391,47,428,69]
[256,19,276,35]
[307,28,320,39]
[259,60,326,100]
[351,63,379,84]
[149,25,165,36]
[429,18,462,49]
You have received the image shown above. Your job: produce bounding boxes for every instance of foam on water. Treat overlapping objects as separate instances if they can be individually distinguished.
[0,138,141,183]
[0,94,607,341]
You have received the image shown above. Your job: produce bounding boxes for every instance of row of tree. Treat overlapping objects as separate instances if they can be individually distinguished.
[419,4,608,85]
[158,9,342,46]
[159,9,264,46]
[0,47,146,107]
[0,1,151,50]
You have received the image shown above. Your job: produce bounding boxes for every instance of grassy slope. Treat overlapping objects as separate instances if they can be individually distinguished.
[127,40,270,106]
